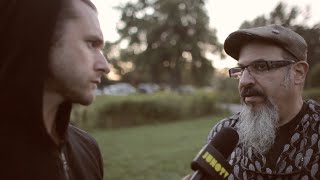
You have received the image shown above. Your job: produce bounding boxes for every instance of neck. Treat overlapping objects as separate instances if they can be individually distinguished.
[278,97,303,126]
[43,90,64,142]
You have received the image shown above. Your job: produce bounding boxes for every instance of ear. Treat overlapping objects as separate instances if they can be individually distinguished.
[293,61,309,85]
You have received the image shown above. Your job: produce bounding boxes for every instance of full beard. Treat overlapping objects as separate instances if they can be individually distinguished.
[237,98,279,155]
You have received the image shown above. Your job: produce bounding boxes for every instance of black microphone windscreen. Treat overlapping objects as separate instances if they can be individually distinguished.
[210,127,239,159]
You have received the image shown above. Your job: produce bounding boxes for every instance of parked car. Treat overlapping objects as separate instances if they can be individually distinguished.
[175,85,195,94]
[137,83,160,94]
[103,83,136,96]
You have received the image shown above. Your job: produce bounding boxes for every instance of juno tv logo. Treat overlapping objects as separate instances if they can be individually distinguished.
[201,151,230,178]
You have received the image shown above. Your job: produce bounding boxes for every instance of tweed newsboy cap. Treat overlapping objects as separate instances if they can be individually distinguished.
[224,24,308,61]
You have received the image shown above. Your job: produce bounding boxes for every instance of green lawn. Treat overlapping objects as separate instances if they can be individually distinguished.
[92,116,221,180]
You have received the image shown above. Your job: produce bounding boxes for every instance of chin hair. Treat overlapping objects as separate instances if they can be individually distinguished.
[78,100,92,106]
[68,93,95,106]
[79,97,94,106]
[237,99,279,155]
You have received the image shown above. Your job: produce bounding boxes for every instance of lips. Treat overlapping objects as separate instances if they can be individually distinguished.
[90,79,100,90]
[91,79,101,84]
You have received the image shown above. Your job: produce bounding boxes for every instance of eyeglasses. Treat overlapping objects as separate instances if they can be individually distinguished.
[229,60,295,79]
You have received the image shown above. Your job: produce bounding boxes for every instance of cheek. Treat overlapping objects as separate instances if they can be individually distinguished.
[50,52,86,88]
[263,79,290,100]
[50,43,95,84]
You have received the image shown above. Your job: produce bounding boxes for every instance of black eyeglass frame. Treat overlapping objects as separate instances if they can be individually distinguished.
[228,60,296,79]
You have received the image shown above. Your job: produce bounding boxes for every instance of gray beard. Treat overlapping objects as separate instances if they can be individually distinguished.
[238,99,279,155]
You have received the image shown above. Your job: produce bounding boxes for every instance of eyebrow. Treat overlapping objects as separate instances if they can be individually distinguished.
[237,58,267,66]
[81,0,97,12]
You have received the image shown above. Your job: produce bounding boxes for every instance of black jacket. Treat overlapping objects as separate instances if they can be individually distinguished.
[1,124,104,180]
[0,0,104,179]
[59,125,104,180]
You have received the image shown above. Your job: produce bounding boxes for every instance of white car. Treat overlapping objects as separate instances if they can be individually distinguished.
[103,83,136,95]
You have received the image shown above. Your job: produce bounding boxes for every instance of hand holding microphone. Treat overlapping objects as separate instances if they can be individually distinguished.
[190,127,239,180]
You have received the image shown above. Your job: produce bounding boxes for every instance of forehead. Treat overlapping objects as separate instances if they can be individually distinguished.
[68,0,103,38]
[238,41,284,65]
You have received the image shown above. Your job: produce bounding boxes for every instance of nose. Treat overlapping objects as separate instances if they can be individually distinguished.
[239,68,255,89]
[94,52,110,74]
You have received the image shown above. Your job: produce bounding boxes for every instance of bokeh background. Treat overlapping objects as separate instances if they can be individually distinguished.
[72,0,320,179]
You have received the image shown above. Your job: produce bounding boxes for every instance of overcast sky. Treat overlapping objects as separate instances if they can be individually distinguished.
[92,0,320,68]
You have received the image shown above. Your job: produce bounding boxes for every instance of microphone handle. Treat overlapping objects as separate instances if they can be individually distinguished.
[190,170,205,180]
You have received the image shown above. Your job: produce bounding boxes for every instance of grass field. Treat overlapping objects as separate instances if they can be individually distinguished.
[92,116,222,180]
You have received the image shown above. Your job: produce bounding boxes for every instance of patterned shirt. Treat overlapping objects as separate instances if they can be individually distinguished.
[207,100,320,180]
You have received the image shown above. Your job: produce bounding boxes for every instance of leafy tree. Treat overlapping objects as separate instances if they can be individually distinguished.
[104,0,223,86]
[239,2,320,88]
[239,3,300,29]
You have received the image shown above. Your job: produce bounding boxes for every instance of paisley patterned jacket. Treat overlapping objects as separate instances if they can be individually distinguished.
[207,100,320,180]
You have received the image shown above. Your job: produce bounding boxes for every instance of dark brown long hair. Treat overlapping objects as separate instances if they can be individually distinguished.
[0,0,70,179]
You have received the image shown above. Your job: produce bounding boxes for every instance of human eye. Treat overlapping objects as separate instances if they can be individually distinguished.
[229,67,243,79]
[251,61,269,72]
[86,38,104,50]
[86,40,100,49]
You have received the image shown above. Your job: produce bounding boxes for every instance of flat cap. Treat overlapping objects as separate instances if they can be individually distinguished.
[224,24,307,61]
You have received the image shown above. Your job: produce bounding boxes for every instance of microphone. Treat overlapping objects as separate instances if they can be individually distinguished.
[190,127,239,180]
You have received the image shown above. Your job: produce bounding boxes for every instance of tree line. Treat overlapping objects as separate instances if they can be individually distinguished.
[103,1,320,88]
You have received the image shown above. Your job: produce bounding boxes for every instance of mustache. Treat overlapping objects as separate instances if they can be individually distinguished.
[240,87,265,98]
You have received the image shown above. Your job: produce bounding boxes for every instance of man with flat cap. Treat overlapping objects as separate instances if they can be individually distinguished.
[184,24,320,179]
